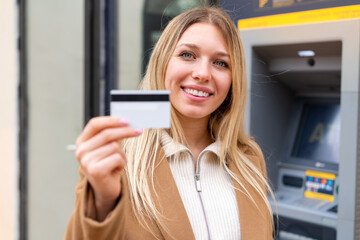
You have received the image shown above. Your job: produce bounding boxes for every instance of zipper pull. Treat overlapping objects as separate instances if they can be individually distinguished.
[195,173,202,192]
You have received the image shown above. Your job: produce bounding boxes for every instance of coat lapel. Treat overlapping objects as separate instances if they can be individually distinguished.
[148,145,270,240]
[151,148,195,240]
[229,157,271,240]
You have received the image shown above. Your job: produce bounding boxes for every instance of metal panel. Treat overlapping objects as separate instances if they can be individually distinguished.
[221,0,360,19]
[85,0,117,122]
[240,19,360,240]
[19,0,28,238]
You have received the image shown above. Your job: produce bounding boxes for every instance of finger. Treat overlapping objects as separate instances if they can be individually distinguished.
[76,116,130,146]
[88,152,127,181]
[79,141,124,167]
[88,152,125,204]
[76,127,142,161]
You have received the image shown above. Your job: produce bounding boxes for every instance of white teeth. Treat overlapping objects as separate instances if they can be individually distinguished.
[184,88,210,97]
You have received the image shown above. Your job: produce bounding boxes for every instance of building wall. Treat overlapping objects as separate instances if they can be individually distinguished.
[26,0,144,238]
[0,1,18,240]
[27,1,84,239]
[118,0,145,89]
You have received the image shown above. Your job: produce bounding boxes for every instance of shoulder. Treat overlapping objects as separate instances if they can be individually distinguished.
[238,139,267,177]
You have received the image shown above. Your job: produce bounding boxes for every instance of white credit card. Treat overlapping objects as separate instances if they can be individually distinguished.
[110,90,171,129]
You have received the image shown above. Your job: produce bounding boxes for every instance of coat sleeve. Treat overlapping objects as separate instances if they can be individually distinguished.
[63,168,128,240]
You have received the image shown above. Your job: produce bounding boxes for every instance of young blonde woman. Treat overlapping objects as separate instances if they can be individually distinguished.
[65,7,275,240]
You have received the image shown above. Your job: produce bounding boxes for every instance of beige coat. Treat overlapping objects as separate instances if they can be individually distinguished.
[64,146,273,240]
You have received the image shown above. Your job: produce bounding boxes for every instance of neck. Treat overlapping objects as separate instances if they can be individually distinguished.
[177,114,213,162]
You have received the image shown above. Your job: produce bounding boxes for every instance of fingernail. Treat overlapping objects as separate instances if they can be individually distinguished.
[134,128,143,134]
[119,119,129,125]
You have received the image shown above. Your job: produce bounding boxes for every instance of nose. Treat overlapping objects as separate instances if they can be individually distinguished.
[192,59,211,82]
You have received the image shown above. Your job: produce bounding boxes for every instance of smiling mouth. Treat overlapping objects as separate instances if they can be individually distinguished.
[182,87,212,97]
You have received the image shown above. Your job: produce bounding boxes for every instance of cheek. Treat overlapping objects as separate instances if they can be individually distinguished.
[164,76,177,91]
[164,61,175,90]
[217,82,232,110]
[164,70,171,90]
[226,82,232,96]
[164,78,170,90]
[220,76,232,98]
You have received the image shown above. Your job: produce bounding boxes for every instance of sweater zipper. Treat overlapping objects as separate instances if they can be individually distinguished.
[194,152,211,240]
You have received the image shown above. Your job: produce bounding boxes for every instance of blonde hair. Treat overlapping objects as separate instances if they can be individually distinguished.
[124,6,275,237]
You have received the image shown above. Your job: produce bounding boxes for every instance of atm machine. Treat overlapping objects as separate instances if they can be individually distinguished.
[239,19,360,240]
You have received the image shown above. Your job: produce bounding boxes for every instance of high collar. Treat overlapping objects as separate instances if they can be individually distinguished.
[160,130,220,159]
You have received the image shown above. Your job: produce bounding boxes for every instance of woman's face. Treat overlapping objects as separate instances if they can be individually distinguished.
[164,22,232,122]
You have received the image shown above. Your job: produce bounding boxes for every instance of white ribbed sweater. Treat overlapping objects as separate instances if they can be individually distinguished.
[160,132,241,240]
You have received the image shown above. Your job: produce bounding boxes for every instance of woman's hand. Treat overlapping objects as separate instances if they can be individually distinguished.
[75,116,142,221]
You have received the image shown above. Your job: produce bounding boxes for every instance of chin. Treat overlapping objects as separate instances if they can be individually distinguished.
[179,110,211,120]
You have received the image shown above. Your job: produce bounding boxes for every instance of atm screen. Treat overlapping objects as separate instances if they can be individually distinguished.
[304,170,336,202]
[292,103,340,164]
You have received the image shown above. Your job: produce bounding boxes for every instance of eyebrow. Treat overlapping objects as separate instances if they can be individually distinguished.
[176,43,230,58]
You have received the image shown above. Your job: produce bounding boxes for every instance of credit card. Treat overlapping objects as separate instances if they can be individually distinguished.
[110,90,171,129]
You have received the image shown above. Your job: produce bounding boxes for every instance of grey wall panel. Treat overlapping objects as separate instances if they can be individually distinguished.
[27,1,84,239]
[337,92,359,240]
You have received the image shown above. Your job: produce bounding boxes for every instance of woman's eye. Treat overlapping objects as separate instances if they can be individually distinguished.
[181,52,194,59]
[215,60,228,68]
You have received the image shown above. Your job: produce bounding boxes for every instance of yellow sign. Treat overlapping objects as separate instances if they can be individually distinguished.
[304,170,336,202]
[238,4,360,30]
